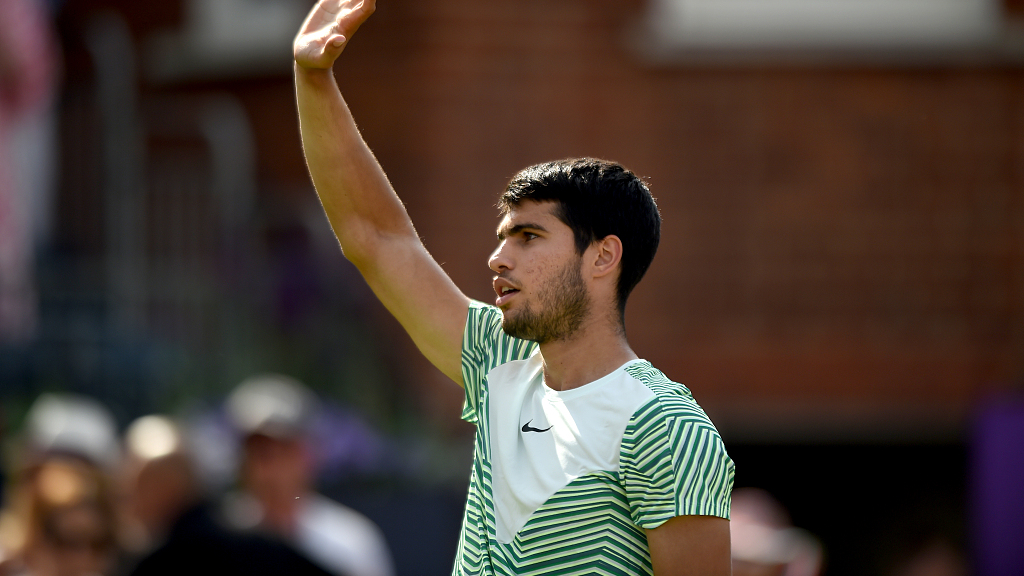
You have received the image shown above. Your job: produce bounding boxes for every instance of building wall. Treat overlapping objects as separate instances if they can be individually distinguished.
[55,0,1024,440]
[335,0,1024,439]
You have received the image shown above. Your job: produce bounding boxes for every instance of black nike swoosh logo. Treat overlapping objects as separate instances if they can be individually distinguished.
[521,420,552,433]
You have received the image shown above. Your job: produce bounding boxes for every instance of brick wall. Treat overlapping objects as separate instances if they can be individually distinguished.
[56,0,1024,439]
[340,0,1024,438]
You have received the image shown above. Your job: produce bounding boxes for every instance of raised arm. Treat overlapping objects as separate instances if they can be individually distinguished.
[294,0,470,385]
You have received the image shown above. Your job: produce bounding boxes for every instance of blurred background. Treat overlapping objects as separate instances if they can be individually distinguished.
[1,0,1023,574]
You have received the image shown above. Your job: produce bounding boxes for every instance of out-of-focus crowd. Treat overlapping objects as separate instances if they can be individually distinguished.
[0,377,827,576]
[0,375,395,576]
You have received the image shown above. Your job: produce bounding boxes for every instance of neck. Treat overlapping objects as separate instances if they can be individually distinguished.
[538,315,637,391]
[258,491,304,536]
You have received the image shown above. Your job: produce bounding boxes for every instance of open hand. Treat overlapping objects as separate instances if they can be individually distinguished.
[294,0,376,69]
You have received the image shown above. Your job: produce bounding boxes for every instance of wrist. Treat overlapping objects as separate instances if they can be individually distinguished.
[294,62,336,82]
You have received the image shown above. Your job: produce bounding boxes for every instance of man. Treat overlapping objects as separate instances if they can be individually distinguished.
[0,394,120,576]
[122,414,337,576]
[223,374,395,576]
[293,2,735,575]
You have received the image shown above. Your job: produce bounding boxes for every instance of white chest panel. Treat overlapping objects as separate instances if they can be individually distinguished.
[486,354,654,543]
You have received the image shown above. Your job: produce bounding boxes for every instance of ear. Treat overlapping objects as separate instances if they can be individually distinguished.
[590,235,623,279]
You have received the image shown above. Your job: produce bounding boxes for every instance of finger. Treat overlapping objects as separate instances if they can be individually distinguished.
[318,34,347,61]
[356,0,376,21]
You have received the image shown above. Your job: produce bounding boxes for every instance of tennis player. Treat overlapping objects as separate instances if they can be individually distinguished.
[293,2,735,574]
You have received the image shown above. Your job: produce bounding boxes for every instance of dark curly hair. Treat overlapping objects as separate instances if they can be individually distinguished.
[500,158,661,317]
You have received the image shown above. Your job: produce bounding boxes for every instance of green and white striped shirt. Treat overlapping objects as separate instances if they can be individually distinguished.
[455,302,734,576]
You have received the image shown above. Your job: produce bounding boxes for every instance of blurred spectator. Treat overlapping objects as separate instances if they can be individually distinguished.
[730,488,823,576]
[17,395,119,472]
[0,457,119,576]
[0,394,120,576]
[0,0,61,343]
[121,414,334,576]
[885,539,968,576]
[222,374,394,576]
[871,497,967,576]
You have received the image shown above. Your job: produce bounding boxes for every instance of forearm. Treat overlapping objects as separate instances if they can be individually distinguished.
[294,63,417,270]
[291,1,470,383]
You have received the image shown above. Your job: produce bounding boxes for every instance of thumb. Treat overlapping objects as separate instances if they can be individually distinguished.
[320,33,348,60]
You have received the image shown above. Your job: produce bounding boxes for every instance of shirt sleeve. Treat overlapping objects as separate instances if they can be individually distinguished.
[618,394,735,530]
[459,301,536,425]
[460,301,502,424]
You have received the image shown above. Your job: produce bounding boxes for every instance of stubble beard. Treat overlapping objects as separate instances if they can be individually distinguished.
[500,255,590,345]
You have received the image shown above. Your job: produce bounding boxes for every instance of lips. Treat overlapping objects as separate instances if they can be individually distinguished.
[493,277,520,307]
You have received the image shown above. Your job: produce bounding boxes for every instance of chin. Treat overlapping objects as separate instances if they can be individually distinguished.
[500,313,532,341]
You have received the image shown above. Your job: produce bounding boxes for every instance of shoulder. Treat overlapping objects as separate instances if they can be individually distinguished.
[461,301,537,375]
[618,363,735,524]
[623,362,708,423]
[620,361,729,464]
[466,299,502,324]
[296,495,394,576]
[300,494,384,539]
[462,301,506,349]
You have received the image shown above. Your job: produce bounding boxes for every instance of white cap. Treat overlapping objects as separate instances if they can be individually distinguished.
[23,393,119,468]
[225,373,317,439]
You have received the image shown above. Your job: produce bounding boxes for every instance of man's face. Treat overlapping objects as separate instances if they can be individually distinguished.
[242,434,311,500]
[488,200,590,344]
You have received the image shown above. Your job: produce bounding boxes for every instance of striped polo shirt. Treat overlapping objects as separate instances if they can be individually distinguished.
[455,301,734,576]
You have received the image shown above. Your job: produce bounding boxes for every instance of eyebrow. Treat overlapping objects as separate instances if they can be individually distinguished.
[496,222,547,241]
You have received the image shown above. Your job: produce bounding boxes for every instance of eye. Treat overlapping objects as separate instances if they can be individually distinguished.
[523,232,539,241]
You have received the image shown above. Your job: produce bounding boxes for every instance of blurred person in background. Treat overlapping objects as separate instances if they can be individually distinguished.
[0,457,119,576]
[222,374,393,576]
[0,0,61,343]
[0,394,121,576]
[120,414,335,576]
[730,488,822,576]
[11,394,120,474]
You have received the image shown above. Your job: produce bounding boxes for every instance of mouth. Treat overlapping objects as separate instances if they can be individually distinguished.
[493,278,520,307]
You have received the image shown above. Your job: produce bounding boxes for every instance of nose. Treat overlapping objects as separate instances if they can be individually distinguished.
[488,241,511,273]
